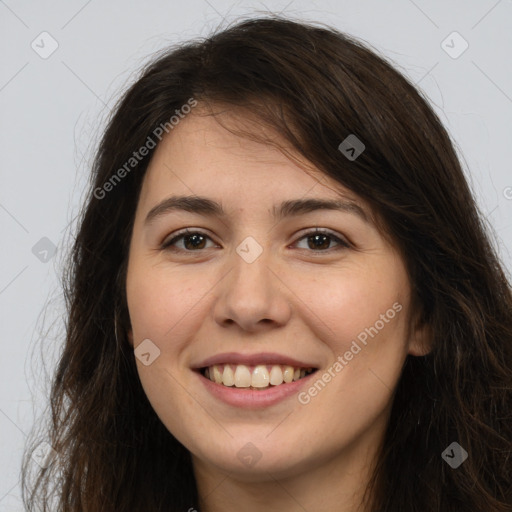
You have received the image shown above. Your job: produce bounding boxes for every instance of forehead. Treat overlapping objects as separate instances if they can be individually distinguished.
[140,108,364,209]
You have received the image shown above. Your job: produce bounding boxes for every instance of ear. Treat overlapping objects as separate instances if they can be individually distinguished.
[407,311,432,357]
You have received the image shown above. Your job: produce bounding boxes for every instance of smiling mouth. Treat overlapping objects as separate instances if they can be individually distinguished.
[199,364,318,390]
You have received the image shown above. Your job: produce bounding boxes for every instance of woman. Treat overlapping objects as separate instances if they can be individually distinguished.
[22,15,512,512]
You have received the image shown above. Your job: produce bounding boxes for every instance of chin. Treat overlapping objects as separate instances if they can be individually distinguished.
[191,435,318,481]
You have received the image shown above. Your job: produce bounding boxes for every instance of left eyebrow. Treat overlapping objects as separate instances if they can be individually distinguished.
[144,195,370,226]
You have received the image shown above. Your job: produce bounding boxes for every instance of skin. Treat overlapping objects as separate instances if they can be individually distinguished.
[125,106,430,512]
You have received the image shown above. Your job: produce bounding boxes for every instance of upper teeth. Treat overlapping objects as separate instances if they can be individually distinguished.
[203,364,315,389]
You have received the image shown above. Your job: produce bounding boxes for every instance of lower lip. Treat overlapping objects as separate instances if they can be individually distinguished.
[195,370,318,409]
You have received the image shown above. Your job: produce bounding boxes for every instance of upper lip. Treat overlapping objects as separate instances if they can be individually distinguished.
[192,352,318,369]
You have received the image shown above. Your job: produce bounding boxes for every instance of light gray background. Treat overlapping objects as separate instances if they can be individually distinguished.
[1,0,511,509]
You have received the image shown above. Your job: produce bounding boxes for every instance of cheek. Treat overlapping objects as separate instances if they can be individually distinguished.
[291,264,408,356]
[290,272,409,452]
[126,264,215,345]
[125,265,213,439]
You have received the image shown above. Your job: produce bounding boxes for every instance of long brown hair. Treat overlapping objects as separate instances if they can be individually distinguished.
[21,15,512,511]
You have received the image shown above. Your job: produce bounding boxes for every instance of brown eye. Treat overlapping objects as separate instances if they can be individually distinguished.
[161,228,349,254]
[161,230,216,251]
[181,233,207,250]
[294,229,350,252]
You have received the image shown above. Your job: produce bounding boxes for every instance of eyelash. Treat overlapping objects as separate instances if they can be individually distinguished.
[160,228,350,254]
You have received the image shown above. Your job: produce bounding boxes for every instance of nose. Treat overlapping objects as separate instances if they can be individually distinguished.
[213,246,292,333]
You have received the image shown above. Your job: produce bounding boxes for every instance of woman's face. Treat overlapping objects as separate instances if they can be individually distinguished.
[125,108,429,481]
